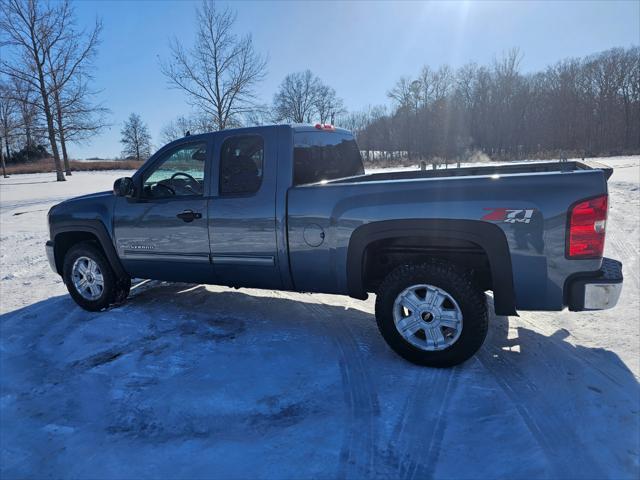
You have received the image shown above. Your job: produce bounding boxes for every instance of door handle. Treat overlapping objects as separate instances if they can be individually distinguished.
[176,209,202,222]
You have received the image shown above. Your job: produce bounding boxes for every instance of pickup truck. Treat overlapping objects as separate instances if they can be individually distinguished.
[45,124,623,367]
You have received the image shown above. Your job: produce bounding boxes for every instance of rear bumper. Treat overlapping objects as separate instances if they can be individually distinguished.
[45,241,58,274]
[567,257,623,311]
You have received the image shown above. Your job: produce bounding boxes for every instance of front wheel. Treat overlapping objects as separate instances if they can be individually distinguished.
[63,242,130,311]
[375,261,488,367]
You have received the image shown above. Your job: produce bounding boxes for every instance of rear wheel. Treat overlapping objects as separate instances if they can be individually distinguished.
[63,242,130,311]
[375,261,488,367]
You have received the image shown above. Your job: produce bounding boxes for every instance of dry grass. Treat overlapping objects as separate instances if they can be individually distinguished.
[2,158,144,175]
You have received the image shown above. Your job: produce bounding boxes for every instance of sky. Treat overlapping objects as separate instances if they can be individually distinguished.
[69,0,640,159]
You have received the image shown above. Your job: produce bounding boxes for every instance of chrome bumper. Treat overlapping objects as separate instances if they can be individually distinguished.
[45,241,57,274]
[567,258,623,311]
[584,282,623,310]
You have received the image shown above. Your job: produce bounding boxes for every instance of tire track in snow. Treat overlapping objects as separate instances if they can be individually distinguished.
[478,317,607,479]
[411,367,458,480]
[279,293,380,479]
[385,366,458,480]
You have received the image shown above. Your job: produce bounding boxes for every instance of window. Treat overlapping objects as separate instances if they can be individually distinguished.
[143,143,207,198]
[219,135,264,195]
[293,132,364,186]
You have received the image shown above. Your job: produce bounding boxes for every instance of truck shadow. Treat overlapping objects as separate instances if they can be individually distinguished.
[1,283,638,479]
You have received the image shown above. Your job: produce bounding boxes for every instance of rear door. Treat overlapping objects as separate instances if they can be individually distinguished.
[208,127,282,289]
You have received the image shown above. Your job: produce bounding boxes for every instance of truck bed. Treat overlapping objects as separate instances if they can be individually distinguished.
[329,160,613,184]
[287,158,611,312]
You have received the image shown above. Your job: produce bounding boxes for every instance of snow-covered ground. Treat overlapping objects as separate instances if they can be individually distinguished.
[1,158,638,479]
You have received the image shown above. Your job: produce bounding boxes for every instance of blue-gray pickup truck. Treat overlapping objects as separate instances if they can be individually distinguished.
[46,124,623,367]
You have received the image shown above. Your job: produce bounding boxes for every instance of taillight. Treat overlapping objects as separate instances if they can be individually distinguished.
[567,194,608,258]
[314,123,335,131]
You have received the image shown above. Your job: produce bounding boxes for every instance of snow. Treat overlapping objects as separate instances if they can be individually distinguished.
[1,159,639,479]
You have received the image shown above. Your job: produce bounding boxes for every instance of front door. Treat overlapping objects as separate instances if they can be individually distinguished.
[113,139,213,283]
[208,128,282,289]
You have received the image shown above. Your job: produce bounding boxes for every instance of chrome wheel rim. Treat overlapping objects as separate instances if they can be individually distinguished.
[392,284,463,351]
[72,256,104,301]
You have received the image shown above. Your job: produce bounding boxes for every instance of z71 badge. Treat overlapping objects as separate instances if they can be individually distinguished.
[482,208,536,224]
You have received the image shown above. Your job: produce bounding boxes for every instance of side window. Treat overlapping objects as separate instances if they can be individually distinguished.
[143,142,207,198]
[219,135,264,196]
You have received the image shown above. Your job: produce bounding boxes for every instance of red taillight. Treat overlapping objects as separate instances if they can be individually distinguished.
[567,194,608,258]
[314,123,335,131]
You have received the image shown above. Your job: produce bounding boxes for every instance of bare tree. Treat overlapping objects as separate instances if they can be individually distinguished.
[272,70,345,124]
[160,117,190,144]
[44,3,102,175]
[0,81,19,167]
[0,137,5,177]
[160,113,213,143]
[1,74,48,166]
[56,78,109,147]
[12,75,42,154]
[120,113,151,161]
[0,80,18,176]
[160,1,267,130]
[387,76,418,111]
[314,84,344,124]
[0,0,70,181]
[272,70,321,123]
[243,103,271,126]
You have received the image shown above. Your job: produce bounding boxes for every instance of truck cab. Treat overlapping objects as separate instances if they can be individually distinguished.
[109,124,363,290]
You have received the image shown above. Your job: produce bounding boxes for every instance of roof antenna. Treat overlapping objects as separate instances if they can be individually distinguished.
[185,130,191,136]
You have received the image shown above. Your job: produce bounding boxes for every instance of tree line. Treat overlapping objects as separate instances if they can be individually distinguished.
[1,0,638,181]
[344,46,640,165]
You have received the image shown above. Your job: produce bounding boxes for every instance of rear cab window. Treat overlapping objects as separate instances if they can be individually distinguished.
[293,131,364,185]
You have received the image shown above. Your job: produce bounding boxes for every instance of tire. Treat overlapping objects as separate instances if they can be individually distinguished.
[375,261,488,367]
[62,242,130,311]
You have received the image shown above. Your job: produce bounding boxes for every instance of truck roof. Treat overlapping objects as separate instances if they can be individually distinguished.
[289,124,352,135]
[177,123,352,139]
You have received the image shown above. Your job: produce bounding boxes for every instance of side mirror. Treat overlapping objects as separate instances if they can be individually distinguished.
[113,177,135,197]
